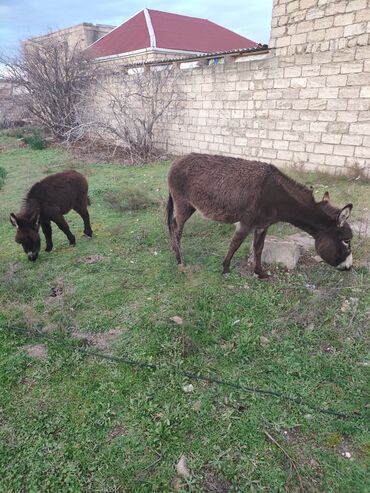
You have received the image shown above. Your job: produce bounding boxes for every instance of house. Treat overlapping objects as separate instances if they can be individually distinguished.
[85,9,258,62]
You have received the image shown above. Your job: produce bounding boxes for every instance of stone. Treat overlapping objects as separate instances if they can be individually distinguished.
[286,232,315,250]
[257,236,301,270]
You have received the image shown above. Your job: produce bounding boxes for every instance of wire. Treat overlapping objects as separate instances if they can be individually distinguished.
[6,325,366,421]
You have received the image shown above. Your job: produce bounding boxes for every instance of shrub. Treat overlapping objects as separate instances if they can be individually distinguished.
[22,135,46,150]
[0,167,6,189]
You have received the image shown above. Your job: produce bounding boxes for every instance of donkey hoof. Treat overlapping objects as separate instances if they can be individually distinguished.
[254,270,270,280]
[45,246,53,252]
[83,233,92,239]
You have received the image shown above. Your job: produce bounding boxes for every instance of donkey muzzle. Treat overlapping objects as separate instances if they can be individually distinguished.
[336,253,353,271]
[27,252,38,262]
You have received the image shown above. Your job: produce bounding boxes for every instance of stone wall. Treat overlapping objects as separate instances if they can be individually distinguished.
[151,0,370,176]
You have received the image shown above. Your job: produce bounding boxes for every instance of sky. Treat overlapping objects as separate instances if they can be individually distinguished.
[0,0,273,55]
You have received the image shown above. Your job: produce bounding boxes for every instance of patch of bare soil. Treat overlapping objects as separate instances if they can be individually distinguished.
[71,328,122,350]
[108,424,128,442]
[50,277,65,297]
[202,468,231,493]
[0,262,21,284]
[47,277,73,303]
[20,344,47,359]
[79,254,108,264]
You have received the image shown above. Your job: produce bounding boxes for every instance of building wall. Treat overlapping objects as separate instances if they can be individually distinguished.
[150,0,370,176]
[26,23,115,51]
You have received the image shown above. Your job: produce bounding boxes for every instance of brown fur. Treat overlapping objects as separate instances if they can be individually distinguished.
[167,153,353,277]
[10,170,92,261]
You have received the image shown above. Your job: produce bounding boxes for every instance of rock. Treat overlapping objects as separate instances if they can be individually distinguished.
[182,384,194,393]
[286,232,315,250]
[170,316,183,325]
[176,455,191,479]
[259,236,301,270]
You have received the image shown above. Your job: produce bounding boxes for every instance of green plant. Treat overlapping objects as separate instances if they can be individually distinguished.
[0,166,6,189]
[22,135,46,150]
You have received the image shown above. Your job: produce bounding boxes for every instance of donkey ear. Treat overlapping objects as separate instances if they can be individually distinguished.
[322,191,330,202]
[10,213,19,228]
[337,204,353,227]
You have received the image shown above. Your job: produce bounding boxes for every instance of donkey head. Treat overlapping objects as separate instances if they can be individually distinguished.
[314,192,353,270]
[10,212,41,261]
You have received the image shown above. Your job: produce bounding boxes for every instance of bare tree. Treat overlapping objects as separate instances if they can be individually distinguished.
[84,64,184,161]
[0,37,97,140]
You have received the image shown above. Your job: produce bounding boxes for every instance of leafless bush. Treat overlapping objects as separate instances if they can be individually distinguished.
[0,37,97,140]
[82,64,184,162]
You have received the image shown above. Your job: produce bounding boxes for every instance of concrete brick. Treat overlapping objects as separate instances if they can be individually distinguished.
[342,134,363,145]
[344,22,367,37]
[326,74,348,86]
[337,111,359,122]
[315,143,333,154]
[325,155,346,166]
[334,13,355,26]
[360,87,370,97]
[350,122,370,135]
[334,145,355,156]
[346,0,367,12]
[318,87,339,98]
[341,62,364,73]
[325,27,344,40]
[307,29,326,42]
[327,99,347,110]
[314,16,334,30]
[347,73,370,85]
[318,111,337,122]
[322,134,342,144]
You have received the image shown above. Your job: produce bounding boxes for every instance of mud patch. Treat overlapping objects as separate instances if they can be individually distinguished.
[71,328,122,349]
[79,254,108,264]
[108,424,128,442]
[50,277,65,297]
[0,262,20,284]
[202,468,231,493]
[20,344,47,359]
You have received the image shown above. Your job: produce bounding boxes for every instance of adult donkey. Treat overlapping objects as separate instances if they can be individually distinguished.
[10,170,92,261]
[167,153,353,278]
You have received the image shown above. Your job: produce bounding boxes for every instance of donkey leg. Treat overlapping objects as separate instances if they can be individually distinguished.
[171,202,195,265]
[222,223,250,274]
[41,220,53,252]
[53,215,76,246]
[74,205,92,237]
[253,228,269,279]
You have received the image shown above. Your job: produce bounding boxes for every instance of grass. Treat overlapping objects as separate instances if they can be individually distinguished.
[0,166,6,189]
[0,131,369,492]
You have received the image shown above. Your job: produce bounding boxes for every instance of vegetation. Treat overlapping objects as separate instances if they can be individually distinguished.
[0,166,6,189]
[0,131,369,492]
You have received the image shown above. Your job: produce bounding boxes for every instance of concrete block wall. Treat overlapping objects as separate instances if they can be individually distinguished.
[95,0,370,176]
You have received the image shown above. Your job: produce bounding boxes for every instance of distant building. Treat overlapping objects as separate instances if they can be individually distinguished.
[25,23,115,51]
[85,9,257,62]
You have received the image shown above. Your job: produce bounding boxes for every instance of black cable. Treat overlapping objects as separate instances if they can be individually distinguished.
[5,326,366,420]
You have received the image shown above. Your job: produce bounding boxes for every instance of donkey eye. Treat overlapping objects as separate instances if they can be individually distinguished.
[342,240,351,247]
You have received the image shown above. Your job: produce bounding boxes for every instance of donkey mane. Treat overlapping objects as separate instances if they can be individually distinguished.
[19,183,42,220]
[272,167,314,205]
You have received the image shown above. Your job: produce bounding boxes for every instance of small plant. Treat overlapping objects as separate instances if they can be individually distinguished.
[22,135,46,150]
[0,166,6,189]
[104,186,160,212]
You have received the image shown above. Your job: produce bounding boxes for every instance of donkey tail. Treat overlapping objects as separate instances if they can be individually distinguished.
[166,193,174,233]
[87,196,91,206]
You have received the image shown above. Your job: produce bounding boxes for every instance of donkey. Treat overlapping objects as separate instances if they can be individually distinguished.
[167,153,353,278]
[10,170,92,261]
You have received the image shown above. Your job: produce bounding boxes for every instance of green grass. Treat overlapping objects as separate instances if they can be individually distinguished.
[0,166,6,189]
[0,131,369,492]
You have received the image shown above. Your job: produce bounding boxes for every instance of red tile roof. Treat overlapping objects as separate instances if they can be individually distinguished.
[86,9,257,59]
